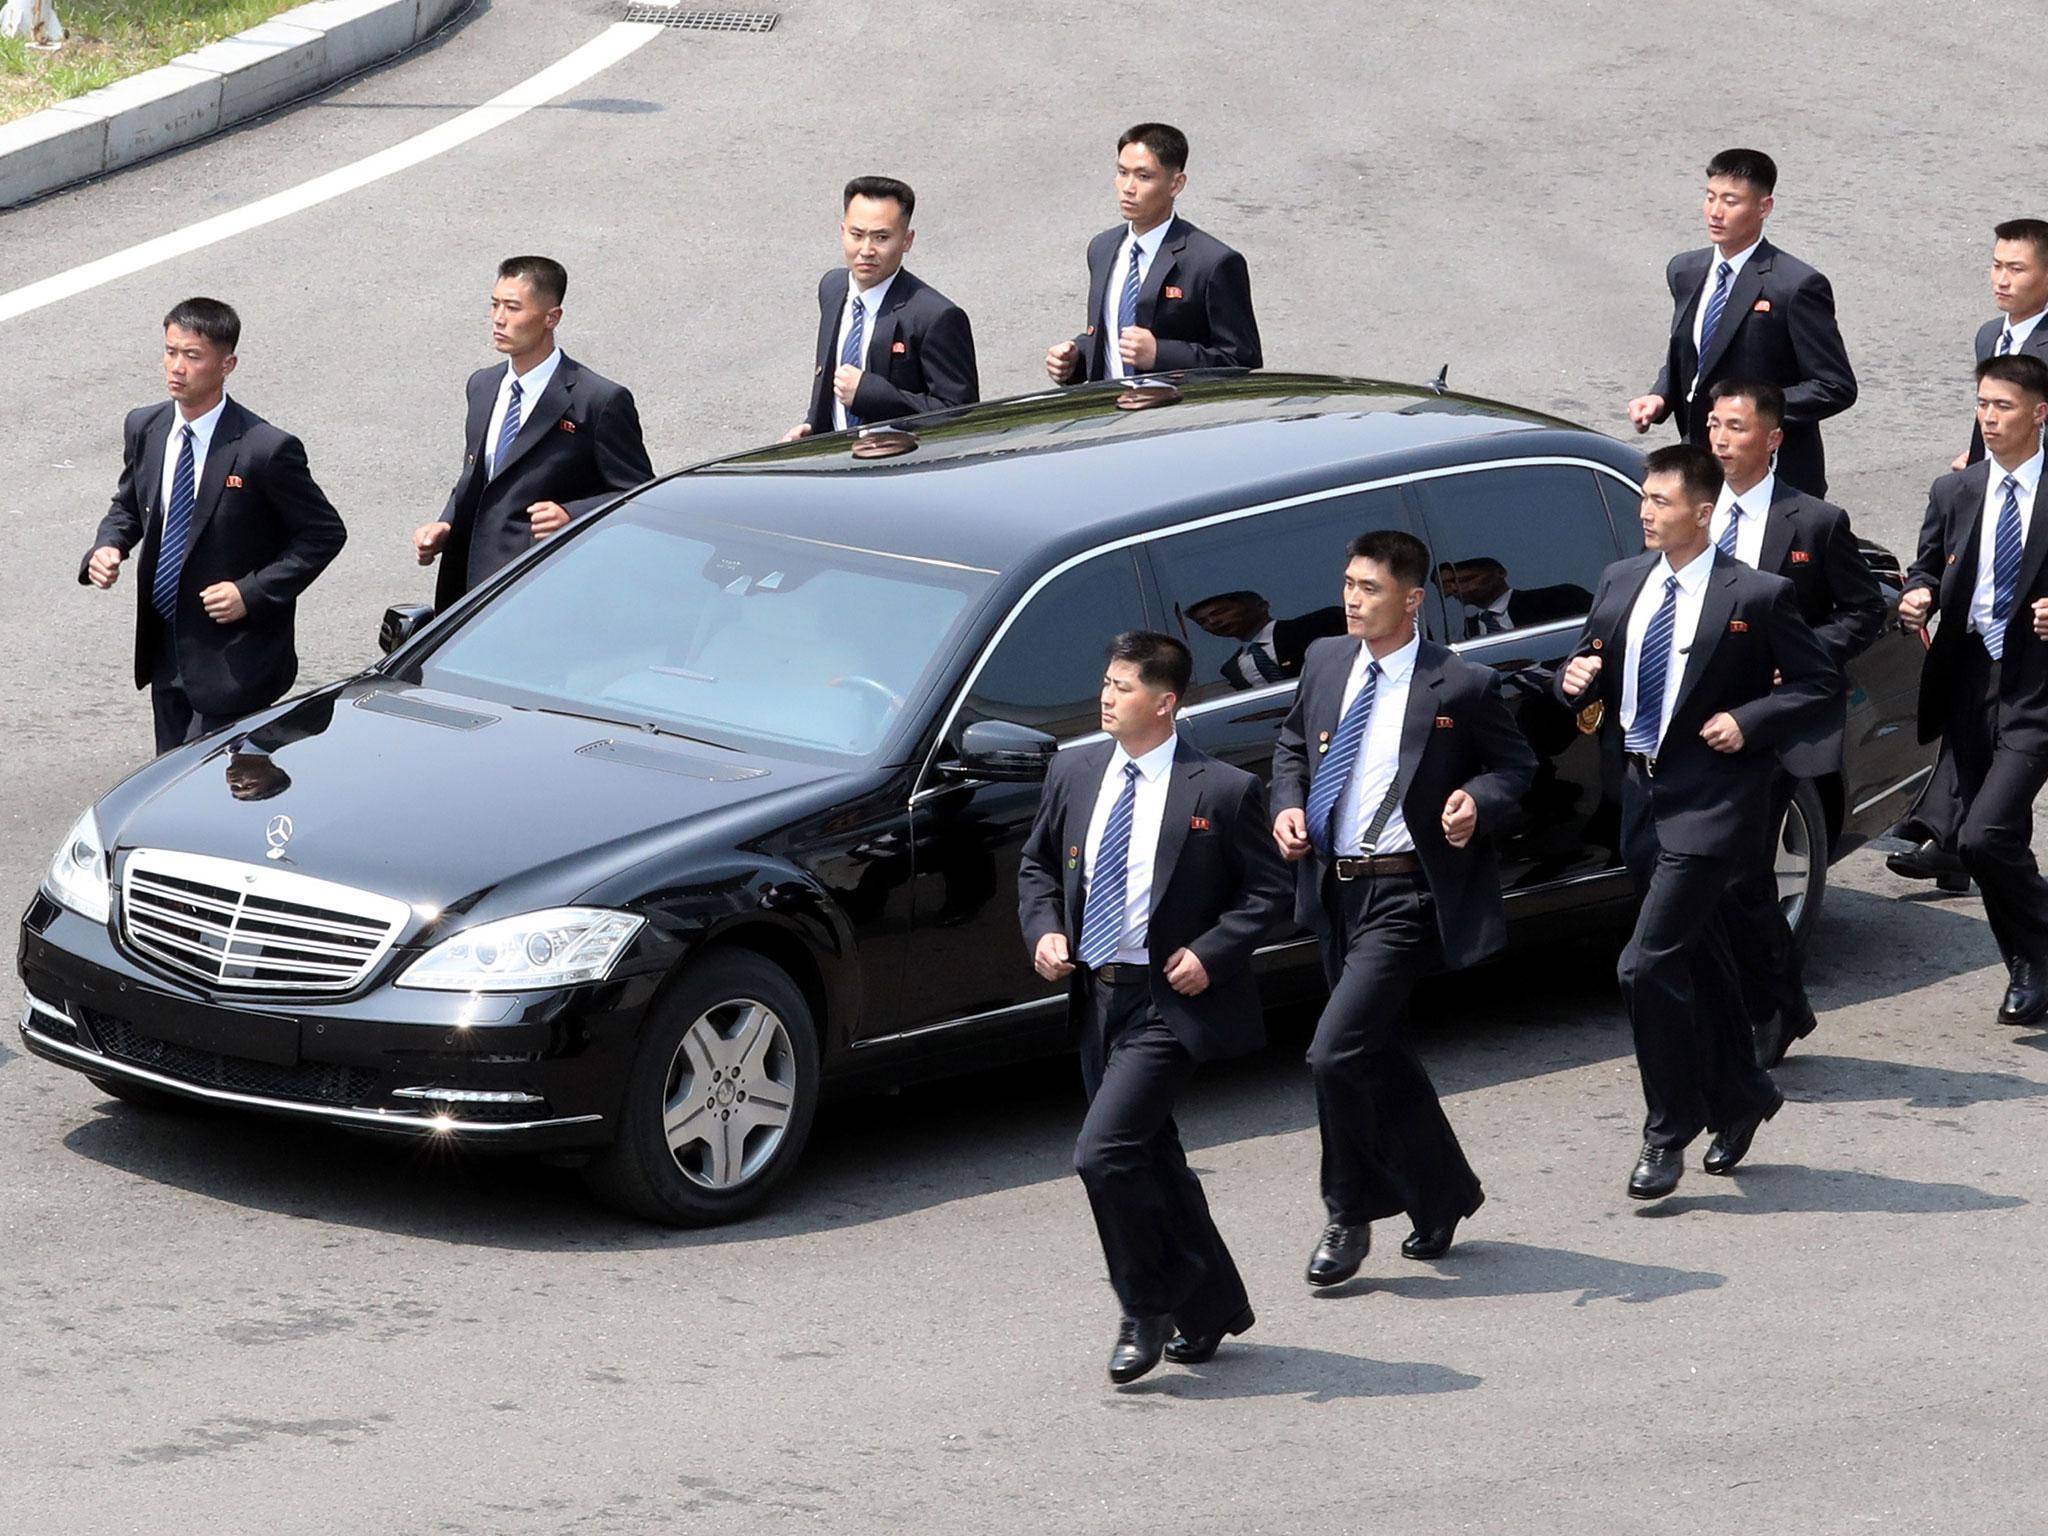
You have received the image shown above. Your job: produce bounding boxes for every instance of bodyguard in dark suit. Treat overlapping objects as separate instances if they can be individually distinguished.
[1555,446,1835,1200]
[1045,123,1261,386]
[1627,149,1856,497]
[1184,591,1345,688]
[1957,220,2048,470]
[1899,354,2048,1029]
[82,298,345,754]
[781,177,978,442]
[1270,531,1536,1285]
[1017,632,1288,1384]
[1703,380,1886,1065]
[414,257,652,611]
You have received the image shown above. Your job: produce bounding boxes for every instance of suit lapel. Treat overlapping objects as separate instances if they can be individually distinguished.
[1313,638,1363,770]
[1062,742,1114,930]
[2013,470,2048,608]
[1389,651,1445,815]
[1135,216,1185,328]
[865,272,914,375]
[182,399,247,551]
[1084,231,1114,374]
[817,269,848,371]
[464,366,499,456]
[138,404,172,519]
[494,355,576,480]
[1598,556,1659,710]
[1696,240,1771,386]
[1668,555,1739,725]
[1943,462,1991,614]
[2027,326,2048,366]
[1151,741,1204,913]
[1759,482,1800,574]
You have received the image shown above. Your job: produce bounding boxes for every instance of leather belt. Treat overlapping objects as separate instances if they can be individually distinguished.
[1332,852,1423,880]
[1625,751,1659,778]
[1085,962,1149,985]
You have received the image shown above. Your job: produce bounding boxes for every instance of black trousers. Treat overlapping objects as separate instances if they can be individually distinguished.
[1948,639,2048,968]
[1074,977,1249,1331]
[148,648,235,755]
[1895,746,1964,850]
[1308,870,1482,1228]
[1619,764,1781,1148]
[1725,770,1811,1038]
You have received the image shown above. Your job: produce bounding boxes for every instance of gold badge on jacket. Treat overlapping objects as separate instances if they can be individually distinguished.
[1576,701,1605,735]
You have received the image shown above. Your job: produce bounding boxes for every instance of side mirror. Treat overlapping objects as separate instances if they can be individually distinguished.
[379,603,435,656]
[941,719,1058,782]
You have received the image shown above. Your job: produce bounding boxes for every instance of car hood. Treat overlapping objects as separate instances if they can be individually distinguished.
[101,681,854,918]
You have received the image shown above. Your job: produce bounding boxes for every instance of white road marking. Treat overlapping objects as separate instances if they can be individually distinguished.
[0,22,665,326]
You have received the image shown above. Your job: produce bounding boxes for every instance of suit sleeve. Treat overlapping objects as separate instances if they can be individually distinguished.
[1812,506,1887,664]
[1647,257,1684,411]
[1151,251,1262,371]
[1727,579,1837,753]
[563,385,655,518]
[1186,773,1289,976]
[234,433,347,618]
[1904,478,1948,595]
[1548,574,1612,708]
[80,412,148,583]
[1780,268,1857,425]
[849,304,981,419]
[1459,670,1538,833]
[1270,669,1315,815]
[1016,764,1068,951]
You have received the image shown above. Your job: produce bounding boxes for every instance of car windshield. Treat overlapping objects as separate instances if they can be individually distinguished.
[404,508,994,763]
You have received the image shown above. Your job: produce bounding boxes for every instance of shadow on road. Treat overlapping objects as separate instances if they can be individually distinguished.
[1641,1163,2027,1219]
[1780,1053,2048,1109]
[1802,885,2001,1010]
[1355,1239,1724,1306]
[1117,1345,1483,1404]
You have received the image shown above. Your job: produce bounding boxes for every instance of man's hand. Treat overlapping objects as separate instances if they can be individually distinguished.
[2033,597,2048,639]
[1033,931,1074,982]
[1898,586,1934,632]
[1562,654,1603,698]
[1700,712,1745,753]
[414,521,451,567]
[528,501,570,539]
[86,545,125,589]
[1164,947,1210,996]
[779,423,812,444]
[1952,450,1972,472]
[1626,394,1666,432]
[1046,341,1080,384]
[1273,807,1310,862]
[1441,789,1479,848]
[200,581,247,624]
[1118,326,1158,371]
[833,364,863,405]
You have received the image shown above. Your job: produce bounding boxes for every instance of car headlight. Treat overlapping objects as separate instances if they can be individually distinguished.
[395,907,644,991]
[43,810,111,924]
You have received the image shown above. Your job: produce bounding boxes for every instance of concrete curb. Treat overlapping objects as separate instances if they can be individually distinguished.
[0,0,475,209]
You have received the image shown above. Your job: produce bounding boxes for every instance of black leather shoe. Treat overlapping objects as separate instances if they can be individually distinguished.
[1402,1191,1481,1260]
[1886,840,1971,893]
[1703,1088,1784,1175]
[1163,1305,1255,1365]
[1627,1143,1683,1200]
[1756,1001,1819,1068]
[1999,959,2048,1027]
[1108,1314,1174,1384]
[1305,1223,1370,1286]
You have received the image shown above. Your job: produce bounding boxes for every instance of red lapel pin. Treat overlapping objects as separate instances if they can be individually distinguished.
[1729,619,1749,633]
[1164,285,1185,300]
[1434,716,1454,729]
[224,474,243,489]
[1753,299,1772,312]
[1789,550,1811,564]
[559,419,577,433]
[891,340,907,354]
[1189,816,1210,831]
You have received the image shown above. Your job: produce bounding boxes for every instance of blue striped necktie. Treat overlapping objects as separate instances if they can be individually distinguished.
[1696,260,1734,365]
[1113,239,1143,375]
[1304,660,1383,857]
[1716,501,1743,560]
[1078,761,1143,967]
[1987,473,2024,660]
[491,377,523,478]
[841,296,867,427]
[1997,329,2014,357]
[1625,576,1682,754]
[151,424,197,620]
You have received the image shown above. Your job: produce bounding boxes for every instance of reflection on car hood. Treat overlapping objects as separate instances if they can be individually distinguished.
[105,682,848,916]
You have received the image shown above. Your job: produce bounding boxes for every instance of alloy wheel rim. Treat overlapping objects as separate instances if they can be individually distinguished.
[661,997,796,1190]
[1775,801,1813,928]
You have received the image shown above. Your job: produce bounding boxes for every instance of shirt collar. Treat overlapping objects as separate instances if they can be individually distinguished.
[1356,628,1421,685]
[1111,732,1179,782]
[1660,544,1717,592]
[1713,236,1762,276]
[2005,308,2046,349]
[1990,447,2045,496]
[508,346,562,396]
[1717,470,1775,518]
[173,392,229,446]
[1126,215,1175,260]
[848,268,898,316]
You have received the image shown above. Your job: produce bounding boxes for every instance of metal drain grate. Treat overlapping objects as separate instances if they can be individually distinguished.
[622,5,778,28]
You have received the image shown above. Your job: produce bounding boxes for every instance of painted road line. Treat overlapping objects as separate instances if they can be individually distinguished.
[0,22,664,326]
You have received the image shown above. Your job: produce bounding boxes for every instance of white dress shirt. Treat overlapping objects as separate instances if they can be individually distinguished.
[1710,472,1775,569]
[1333,631,1420,856]
[1995,308,2046,357]
[1102,217,1174,380]
[1621,546,1715,751]
[831,269,898,432]
[485,347,562,478]
[159,393,228,511]
[1971,448,2044,641]
[1690,236,1762,397]
[1081,733,1179,963]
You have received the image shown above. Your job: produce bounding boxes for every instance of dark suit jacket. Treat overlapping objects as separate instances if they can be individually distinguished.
[1072,215,1262,381]
[1965,316,2048,464]
[1270,638,1537,969]
[1017,737,1289,1062]
[435,353,652,611]
[79,398,345,718]
[1553,550,1838,858]
[806,266,978,435]
[1458,583,1592,637]
[1648,239,1857,496]
[1906,460,2048,754]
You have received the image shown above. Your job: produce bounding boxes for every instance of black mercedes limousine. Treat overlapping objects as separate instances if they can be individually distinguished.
[18,372,1934,1224]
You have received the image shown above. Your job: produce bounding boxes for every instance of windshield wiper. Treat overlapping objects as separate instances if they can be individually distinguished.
[532,704,738,753]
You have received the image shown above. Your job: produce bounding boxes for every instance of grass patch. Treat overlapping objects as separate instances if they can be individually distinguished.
[1,1,301,124]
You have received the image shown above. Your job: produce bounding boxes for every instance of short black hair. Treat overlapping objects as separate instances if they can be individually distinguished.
[1708,377,1787,428]
[1978,352,2048,401]
[1107,630,1193,699]
[1706,147,1777,197]
[1346,528,1432,589]
[1118,122,1189,173]
[1186,590,1266,612]
[1994,218,2048,264]
[843,175,915,223]
[498,255,567,307]
[1644,443,1725,505]
[162,297,240,353]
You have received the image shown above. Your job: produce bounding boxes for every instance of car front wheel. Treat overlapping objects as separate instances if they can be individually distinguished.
[1777,777,1828,956]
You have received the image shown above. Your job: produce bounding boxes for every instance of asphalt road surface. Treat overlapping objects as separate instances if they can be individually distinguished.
[4,3,2045,1530]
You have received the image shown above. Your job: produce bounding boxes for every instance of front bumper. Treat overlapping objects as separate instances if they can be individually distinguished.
[18,895,653,1149]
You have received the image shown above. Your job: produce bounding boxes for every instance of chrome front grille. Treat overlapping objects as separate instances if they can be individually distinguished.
[120,849,411,994]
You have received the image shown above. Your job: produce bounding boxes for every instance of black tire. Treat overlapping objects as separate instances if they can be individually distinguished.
[583,949,821,1226]
[1779,778,1828,957]
[86,1075,195,1112]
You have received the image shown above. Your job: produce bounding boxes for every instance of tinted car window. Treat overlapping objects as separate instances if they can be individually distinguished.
[1148,488,1412,707]
[1416,465,1620,642]
[960,551,1147,741]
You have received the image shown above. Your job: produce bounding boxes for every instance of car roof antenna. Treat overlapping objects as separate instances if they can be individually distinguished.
[1429,364,1450,396]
